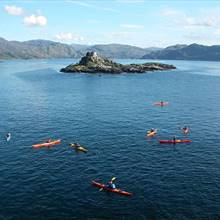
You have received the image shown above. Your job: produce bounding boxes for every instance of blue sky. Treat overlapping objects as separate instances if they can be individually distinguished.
[1,0,220,47]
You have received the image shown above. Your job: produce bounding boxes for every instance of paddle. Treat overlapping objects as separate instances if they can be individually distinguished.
[111,177,116,182]
[146,129,158,137]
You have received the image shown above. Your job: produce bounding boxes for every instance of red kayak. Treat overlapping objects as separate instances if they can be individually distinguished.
[159,139,192,144]
[154,102,169,106]
[33,139,61,148]
[91,180,132,197]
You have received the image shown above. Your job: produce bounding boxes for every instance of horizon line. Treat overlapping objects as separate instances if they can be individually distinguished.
[1,36,220,48]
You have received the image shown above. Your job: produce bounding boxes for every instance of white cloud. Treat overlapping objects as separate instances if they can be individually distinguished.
[55,32,84,42]
[24,14,47,27]
[116,0,145,3]
[184,16,216,27]
[183,31,220,45]
[66,0,118,12]
[120,24,144,29]
[4,5,23,16]
[162,8,217,28]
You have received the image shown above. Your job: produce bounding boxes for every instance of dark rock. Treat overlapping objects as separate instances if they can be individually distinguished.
[60,52,176,74]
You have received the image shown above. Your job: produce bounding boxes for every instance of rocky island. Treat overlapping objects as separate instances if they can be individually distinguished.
[60,52,176,74]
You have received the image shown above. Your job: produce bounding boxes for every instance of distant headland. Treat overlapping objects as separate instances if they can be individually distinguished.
[60,52,176,74]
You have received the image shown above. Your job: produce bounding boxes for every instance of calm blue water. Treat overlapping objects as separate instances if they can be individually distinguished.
[0,58,220,220]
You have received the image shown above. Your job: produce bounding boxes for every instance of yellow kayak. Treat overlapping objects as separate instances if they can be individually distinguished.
[69,143,88,153]
[147,129,157,137]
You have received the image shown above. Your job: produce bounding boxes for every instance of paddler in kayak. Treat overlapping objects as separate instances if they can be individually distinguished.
[107,177,116,189]
[182,126,189,134]
[69,143,88,153]
[146,128,157,137]
[160,101,164,106]
[173,136,176,143]
[6,133,11,141]
[99,177,117,191]
[146,128,154,135]
[71,142,81,150]
[74,142,80,148]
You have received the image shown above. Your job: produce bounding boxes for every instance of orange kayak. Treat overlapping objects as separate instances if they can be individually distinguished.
[32,139,61,149]
[147,129,157,137]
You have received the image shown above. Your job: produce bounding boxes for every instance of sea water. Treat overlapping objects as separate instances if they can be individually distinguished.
[0,58,220,220]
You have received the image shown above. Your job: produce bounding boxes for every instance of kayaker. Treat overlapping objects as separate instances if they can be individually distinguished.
[183,126,189,132]
[160,101,164,106]
[74,142,81,149]
[47,139,52,143]
[6,133,11,141]
[107,177,116,189]
[173,136,176,143]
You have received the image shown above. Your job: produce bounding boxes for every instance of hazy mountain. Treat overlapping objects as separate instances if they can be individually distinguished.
[72,43,160,58]
[0,38,80,59]
[144,47,163,51]
[0,38,161,59]
[2,37,220,61]
[142,44,220,61]
[83,44,150,59]
[71,43,89,51]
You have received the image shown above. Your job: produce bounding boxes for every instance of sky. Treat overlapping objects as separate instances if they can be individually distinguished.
[1,0,220,48]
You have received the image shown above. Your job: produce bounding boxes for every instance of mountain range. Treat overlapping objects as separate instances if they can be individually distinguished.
[1,37,220,61]
[142,43,220,61]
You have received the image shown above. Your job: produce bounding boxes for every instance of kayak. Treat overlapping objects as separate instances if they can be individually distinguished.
[33,139,61,148]
[92,180,132,197]
[70,143,88,153]
[147,129,157,137]
[159,139,192,144]
[154,102,169,106]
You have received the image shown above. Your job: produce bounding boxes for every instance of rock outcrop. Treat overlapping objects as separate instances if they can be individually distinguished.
[60,52,176,73]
